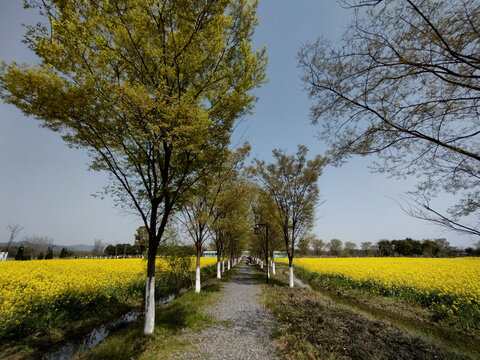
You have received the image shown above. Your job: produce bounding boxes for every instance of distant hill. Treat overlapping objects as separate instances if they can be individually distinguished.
[65,244,94,252]
[0,242,93,252]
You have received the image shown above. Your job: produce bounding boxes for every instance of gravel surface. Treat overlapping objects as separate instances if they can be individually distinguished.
[174,263,279,360]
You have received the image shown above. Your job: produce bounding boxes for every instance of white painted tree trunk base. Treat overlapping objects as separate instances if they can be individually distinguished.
[272,261,276,275]
[222,260,225,272]
[227,260,231,270]
[260,260,263,269]
[289,266,294,288]
[217,261,221,279]
[195,266,201,293]
[144,276,155,335]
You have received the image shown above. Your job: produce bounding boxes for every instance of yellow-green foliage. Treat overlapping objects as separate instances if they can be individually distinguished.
[0,0,267,157]
[278,257,480,305]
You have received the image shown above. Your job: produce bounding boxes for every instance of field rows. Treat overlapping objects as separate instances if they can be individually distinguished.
[277,257,480,308]
[0,257,217,337]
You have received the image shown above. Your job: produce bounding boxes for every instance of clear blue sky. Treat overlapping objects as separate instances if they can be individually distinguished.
[0,1,476,248]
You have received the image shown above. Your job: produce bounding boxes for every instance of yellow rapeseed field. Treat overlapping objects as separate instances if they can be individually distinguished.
[0,257,217,330]
[277,257,480,305]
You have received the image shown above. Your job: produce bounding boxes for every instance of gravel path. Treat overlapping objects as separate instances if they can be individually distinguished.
[174,263,279,360]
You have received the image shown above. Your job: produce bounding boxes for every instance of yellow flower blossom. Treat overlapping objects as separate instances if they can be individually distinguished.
[277,257,480,304]
[0,257,217,330]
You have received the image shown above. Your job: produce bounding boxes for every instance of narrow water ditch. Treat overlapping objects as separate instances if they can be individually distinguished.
[293,274,312,290]
[28,291,186,360]
[291,268,480,360]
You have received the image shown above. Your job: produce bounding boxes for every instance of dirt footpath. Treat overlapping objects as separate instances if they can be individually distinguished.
[173,263,278,360]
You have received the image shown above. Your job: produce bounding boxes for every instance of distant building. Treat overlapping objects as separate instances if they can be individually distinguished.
[241,250,250,258]
[203,250,217,258]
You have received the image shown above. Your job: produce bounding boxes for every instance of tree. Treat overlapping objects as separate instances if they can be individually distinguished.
[250,186,285,277]
[158,244,195,296]
[422,240,441,257]
[133,226,149,255]
[1,0,266,335]
[252,190,275,282]
[92,238,105,257]
[311,237,325,256]
[296,236,311,257]
[221,195,251,270]
[180,144,250,291]
[465,247,474,257]
[434,238,450,256]
[59,247,73,258]
[391,238,423,256]
[377,240,393,256]
[5,224,23,254]
[475,241,480,257]
[392,239,412,256]
[23,235,53,259]
[210,175,252,279]
[104,244,116,257]
[328,239,342,257]
[15,245,30,261]
[44,246,53,259]
[298,0,480,237]
[361,241,373,256]
[344,241,357,257]
[409,239,423,256]
[254,145,327,287]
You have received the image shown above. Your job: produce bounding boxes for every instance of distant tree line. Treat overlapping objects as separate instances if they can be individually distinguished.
[376,238,452,257]
[12,244,74,260]
[293,236,480,258]
[103,243,144,257]
[3,223,195,260]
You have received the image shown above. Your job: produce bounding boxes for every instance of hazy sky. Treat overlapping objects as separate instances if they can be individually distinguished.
[0,1,476,248]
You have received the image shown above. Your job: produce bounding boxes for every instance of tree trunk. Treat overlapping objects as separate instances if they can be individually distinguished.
[270,250,276,275]
[144,244,157,335]
[217,251,222,279]
[216,240,222,279]
[227,259,231,270]
[195,247,201,293]
[288,256,294,288]
[266,254,270,280]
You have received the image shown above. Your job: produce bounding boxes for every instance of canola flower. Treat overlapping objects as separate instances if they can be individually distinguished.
[0,257,217,334]
[277,257,480,305]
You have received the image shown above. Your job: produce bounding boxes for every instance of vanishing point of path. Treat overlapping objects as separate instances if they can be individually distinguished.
[174,263,278,360]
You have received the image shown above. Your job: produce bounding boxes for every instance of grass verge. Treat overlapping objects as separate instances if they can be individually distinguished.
[258,264,477,360]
